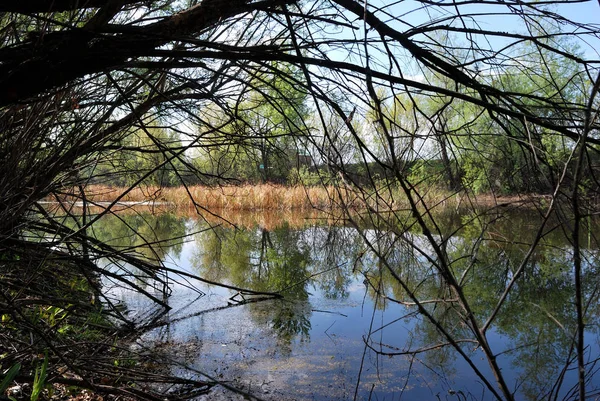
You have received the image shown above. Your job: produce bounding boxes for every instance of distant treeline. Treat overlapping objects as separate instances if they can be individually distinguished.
[86,150,600,198]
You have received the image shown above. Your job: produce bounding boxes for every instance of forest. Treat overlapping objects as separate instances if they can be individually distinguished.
[1,0,600,400]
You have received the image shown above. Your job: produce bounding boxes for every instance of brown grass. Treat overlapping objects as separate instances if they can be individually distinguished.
[56,184,363,211]
[46,198,345,231]
[52,184,540,216]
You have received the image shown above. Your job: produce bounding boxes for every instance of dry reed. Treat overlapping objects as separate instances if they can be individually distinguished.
[57,184,363,211]
[53,184,528,215]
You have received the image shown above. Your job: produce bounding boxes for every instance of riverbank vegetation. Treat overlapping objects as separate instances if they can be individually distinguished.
[2,0,600,400]
[53,183,487,211]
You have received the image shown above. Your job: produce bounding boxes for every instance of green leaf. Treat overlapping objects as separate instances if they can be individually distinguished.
[31,352,48,401]
[0,363,21,393]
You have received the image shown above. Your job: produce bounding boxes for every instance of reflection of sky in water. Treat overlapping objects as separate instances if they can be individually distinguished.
[102,217,600,401]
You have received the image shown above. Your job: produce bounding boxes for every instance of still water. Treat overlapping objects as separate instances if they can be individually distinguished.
[94,208,600,400]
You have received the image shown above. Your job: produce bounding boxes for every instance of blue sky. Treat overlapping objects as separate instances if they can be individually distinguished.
[363,0,600,61]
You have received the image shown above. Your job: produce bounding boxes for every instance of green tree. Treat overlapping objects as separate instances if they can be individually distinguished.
[193,62,310,183]
[452,25,588,194]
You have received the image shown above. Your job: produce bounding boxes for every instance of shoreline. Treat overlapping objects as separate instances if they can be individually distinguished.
[50,184,550,212]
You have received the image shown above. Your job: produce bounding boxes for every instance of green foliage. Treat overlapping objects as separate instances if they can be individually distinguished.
[86,127,188,187]
[193,62,311,184]
[408,159,450,188]
[366,89,419,165]
[0,363,21,398]
[191,136,263,184]
[452,29,586,194]
[31,353,48,401]
[125,127,187,187]
[288,166,333,186]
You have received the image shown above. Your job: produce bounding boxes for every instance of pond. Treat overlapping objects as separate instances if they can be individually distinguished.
[92,207,600,400]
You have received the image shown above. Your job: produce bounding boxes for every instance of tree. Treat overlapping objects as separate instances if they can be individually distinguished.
[450,28,589,194]
[191,61,310,183]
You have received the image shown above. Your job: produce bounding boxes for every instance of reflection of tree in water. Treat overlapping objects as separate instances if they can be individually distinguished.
[360,210,600,398]
[191,223,314,346]
[303,226,363,300]
[188,210,600,397]
[191,224,250,283]
[492,251,591,399]
[445,213,598,398]
[356,231,426,311]
[92,212,186,262]
[249,228,313,351]
[251,228,311,298]
[57,202,600,397]
[91,213,186,293]
[270,300,312,355]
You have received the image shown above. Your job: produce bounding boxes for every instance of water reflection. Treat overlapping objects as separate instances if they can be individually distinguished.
[92,208,600,400]
[191,225,314,349]
[92,211,186,262]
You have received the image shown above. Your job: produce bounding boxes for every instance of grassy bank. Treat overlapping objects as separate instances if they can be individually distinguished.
[56,184,364,210]
[53,184,538,213]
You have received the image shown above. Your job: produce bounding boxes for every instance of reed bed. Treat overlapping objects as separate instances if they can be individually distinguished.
[52,183,530,214]
[57,184,367,211]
